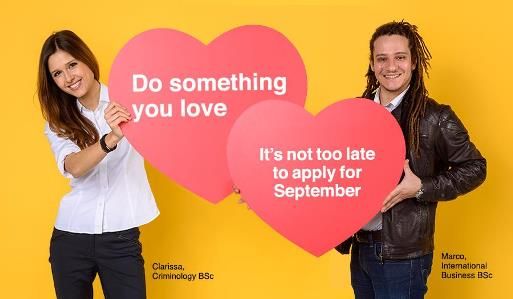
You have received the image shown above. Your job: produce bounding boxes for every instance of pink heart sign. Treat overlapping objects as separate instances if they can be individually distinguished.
[109,26,307,203]
[227,99,405,256]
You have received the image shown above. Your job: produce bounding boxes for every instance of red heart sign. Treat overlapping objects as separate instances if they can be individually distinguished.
[109,26,307,203]
[227,99,405,256]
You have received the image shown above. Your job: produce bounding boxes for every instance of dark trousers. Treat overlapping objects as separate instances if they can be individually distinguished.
[49,227,146,299]
[350,241,433,299]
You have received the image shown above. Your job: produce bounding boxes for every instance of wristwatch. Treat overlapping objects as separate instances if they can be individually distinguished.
[415,183,424,200]
[100,134,117,153]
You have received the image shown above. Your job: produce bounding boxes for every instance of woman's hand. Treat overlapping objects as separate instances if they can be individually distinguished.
[63,102,132,178]
[104,102,131,139]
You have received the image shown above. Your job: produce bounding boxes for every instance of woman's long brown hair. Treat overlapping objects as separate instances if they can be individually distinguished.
[362,21,432,155]
[38,30,100,149]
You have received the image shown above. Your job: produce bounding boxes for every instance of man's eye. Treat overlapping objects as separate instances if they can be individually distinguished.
[377,57,386,62]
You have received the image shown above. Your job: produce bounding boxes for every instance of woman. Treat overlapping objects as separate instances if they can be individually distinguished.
[38,30,159,299]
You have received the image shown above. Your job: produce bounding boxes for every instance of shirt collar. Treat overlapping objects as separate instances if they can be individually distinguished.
[76,82,110,113]
[373,85,409,111]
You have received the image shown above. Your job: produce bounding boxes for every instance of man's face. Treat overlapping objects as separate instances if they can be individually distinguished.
[371,34,415,100]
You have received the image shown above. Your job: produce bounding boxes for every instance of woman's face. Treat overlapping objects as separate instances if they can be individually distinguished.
[47,49,95,99]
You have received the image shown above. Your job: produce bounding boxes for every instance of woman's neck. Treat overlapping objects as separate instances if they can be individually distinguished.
[78,81,101,111]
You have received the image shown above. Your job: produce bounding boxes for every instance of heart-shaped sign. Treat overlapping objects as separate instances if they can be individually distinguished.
[227,99,405,256]
[109,26,307,203]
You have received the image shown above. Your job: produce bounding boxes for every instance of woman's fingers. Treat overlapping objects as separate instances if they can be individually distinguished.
[107,112,131,127]
[105,107,130,119]
[106,110,131,123]
[104,102,130,119]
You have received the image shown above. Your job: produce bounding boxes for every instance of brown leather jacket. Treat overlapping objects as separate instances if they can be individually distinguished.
[335,96,486,259]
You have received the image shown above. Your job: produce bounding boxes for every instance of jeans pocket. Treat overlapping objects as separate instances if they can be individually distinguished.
[373,243,383,261]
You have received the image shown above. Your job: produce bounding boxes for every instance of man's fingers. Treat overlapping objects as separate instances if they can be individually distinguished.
[384,186,401,205]
[382,193,403,212]
[237,197,252,210]
[233,185,241,194]
[404,159,415,176]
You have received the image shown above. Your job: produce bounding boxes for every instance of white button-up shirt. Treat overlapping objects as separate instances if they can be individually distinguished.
[361,86,408,231]
[44,83,159,234]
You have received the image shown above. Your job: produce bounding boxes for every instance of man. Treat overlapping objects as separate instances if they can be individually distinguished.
[336,21,486,298]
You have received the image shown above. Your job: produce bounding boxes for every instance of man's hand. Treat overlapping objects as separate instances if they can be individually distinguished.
[382,159,422,212]
[233,185,251,210]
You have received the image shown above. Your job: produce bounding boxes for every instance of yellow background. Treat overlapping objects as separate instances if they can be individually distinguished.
[1,0,511,298]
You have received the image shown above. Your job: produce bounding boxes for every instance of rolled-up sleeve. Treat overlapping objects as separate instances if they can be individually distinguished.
[44,122,80,178]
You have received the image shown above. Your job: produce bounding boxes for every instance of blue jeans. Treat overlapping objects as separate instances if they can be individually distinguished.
[350,241,433,299]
